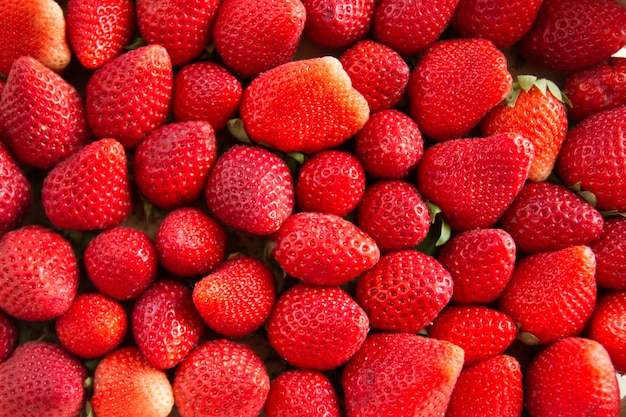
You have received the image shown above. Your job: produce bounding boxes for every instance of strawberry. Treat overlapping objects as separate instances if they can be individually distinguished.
[355,250,453,333]
[481,75,569,182]
[498,245,597,345]
[556,106,626,212]
[450,0,543,49]
[524,337,620,417]
[264,369,341,417]
[354,109,424,179]
[132,279,205,369]
[302,0,375,49]
[0,310,16,363]
[342,332,464,417]
[445,355,524,417]
[133,121,217,210]
[0,141,30,237]
[438,228,516,305]
[372,0,460,57]
[416,133,534,232]
[212,0,306,78]
[91,346,175,417]
[84,226,158,301]
[563,57,626,123]
[172,61,243,132]
[66,0,136,69]
[267,283,369,370]
[0,55,91,169]
[136,0,220,67]
[427,305,517,367]
[295,150,366,217]
[590,217,626,291]
[0,0,71,74]
[155,207,227,277]
[55,292,127,359]
[0,341,87,417]
[586,291,626,374]
[338,40,410,113]
[239,56,370,153]
[519,0,626,72]
[270,212,380,286]
[0,225,78,321]
[173,339,270,417]
[356,180,431,252]
[407,38,512,142]
[41,138,132,231]
[205,145,295,236]
[85,45,173,149]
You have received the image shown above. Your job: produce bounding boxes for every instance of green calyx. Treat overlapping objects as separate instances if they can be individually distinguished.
[506,75,572,108]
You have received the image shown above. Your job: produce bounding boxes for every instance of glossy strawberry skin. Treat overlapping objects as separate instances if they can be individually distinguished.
[302,0,375,49]
[590,217,626,291]
[585,291,626,374]
[0,142,30,237]
[0,310,16,363]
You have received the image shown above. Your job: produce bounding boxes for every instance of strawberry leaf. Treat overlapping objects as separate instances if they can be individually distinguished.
[569,182,597,207]
[227,118,253,144]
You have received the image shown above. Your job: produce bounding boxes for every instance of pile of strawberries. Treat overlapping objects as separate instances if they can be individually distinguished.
[0,0,625,416]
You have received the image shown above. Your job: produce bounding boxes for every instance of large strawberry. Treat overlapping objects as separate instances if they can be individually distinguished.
[416,133,534,231]
[590,217,626,291]
[41,138,132,231]
[239,56,370,153]
[0,310,16,363]
[585,291,626,374]
[302,0,374,49]
[0,141,30,237]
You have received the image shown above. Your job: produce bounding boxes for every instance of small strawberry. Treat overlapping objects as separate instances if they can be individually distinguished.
[0,310,16,363]
[42,138,132,231]
[417,133,534,232]
[270,212,380,286]
[239,56,369,153]
[205,145,295,236]
[0,225,78,321]
[267,283,369,370]
[173,339,270,417]
[342,332,464,417]
[407,38,512,142]
[586,291,626,374]
[0,141,31,237]
[590,217,626,291]
[355,250,453,334]
[301,0,374,49]
[91,346,175,417]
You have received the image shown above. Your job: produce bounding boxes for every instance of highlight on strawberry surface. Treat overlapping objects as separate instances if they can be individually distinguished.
[1,0,626,417]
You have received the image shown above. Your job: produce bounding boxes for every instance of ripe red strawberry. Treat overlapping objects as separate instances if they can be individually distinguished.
[498,245,597,345]
[372,0,460,57]
[438,228,516,305]
[66,0,136,69]
[446,355,524,417]
[239,56,370,153]
[0,141,30,237]
[85,45,173,148]
[91,346,175,417]
[586,291,626,374]
[481,75,569,182]
[212,0,306,78]
[355,109,424,179]
[524,337,620,417]
[355,250,453,333]
[427,305,517,367]
[563,57,626,123]
[0,225,78,321]
[408,38,512,142]
[55,292,127,359]
[270,212,380,286]
[0,341,87,417]
[132,280,205,369]
[339,40,410,113]
[519,0,626,72]
[556,106,626,212]
[451,0,543,49]
[265,369,341,417]
[295,150,366,217]
[42,138,132,231]
[136,0,219,66]
[133,121,217,210]
[590,217,626,291]
[205,145,294,236]
[267,283,369,370]
[342,332,464,417]
[155,207,227,277]
[0,55,91,169]
[172,61,243,131]
[357,180,431,252]
[0,310,16,363]
[302,0,374,49]
[192,255,275,338]
[417,133,534,232]
[84,226,158,300]
[0,0,71,74]
[173,339,270,417]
